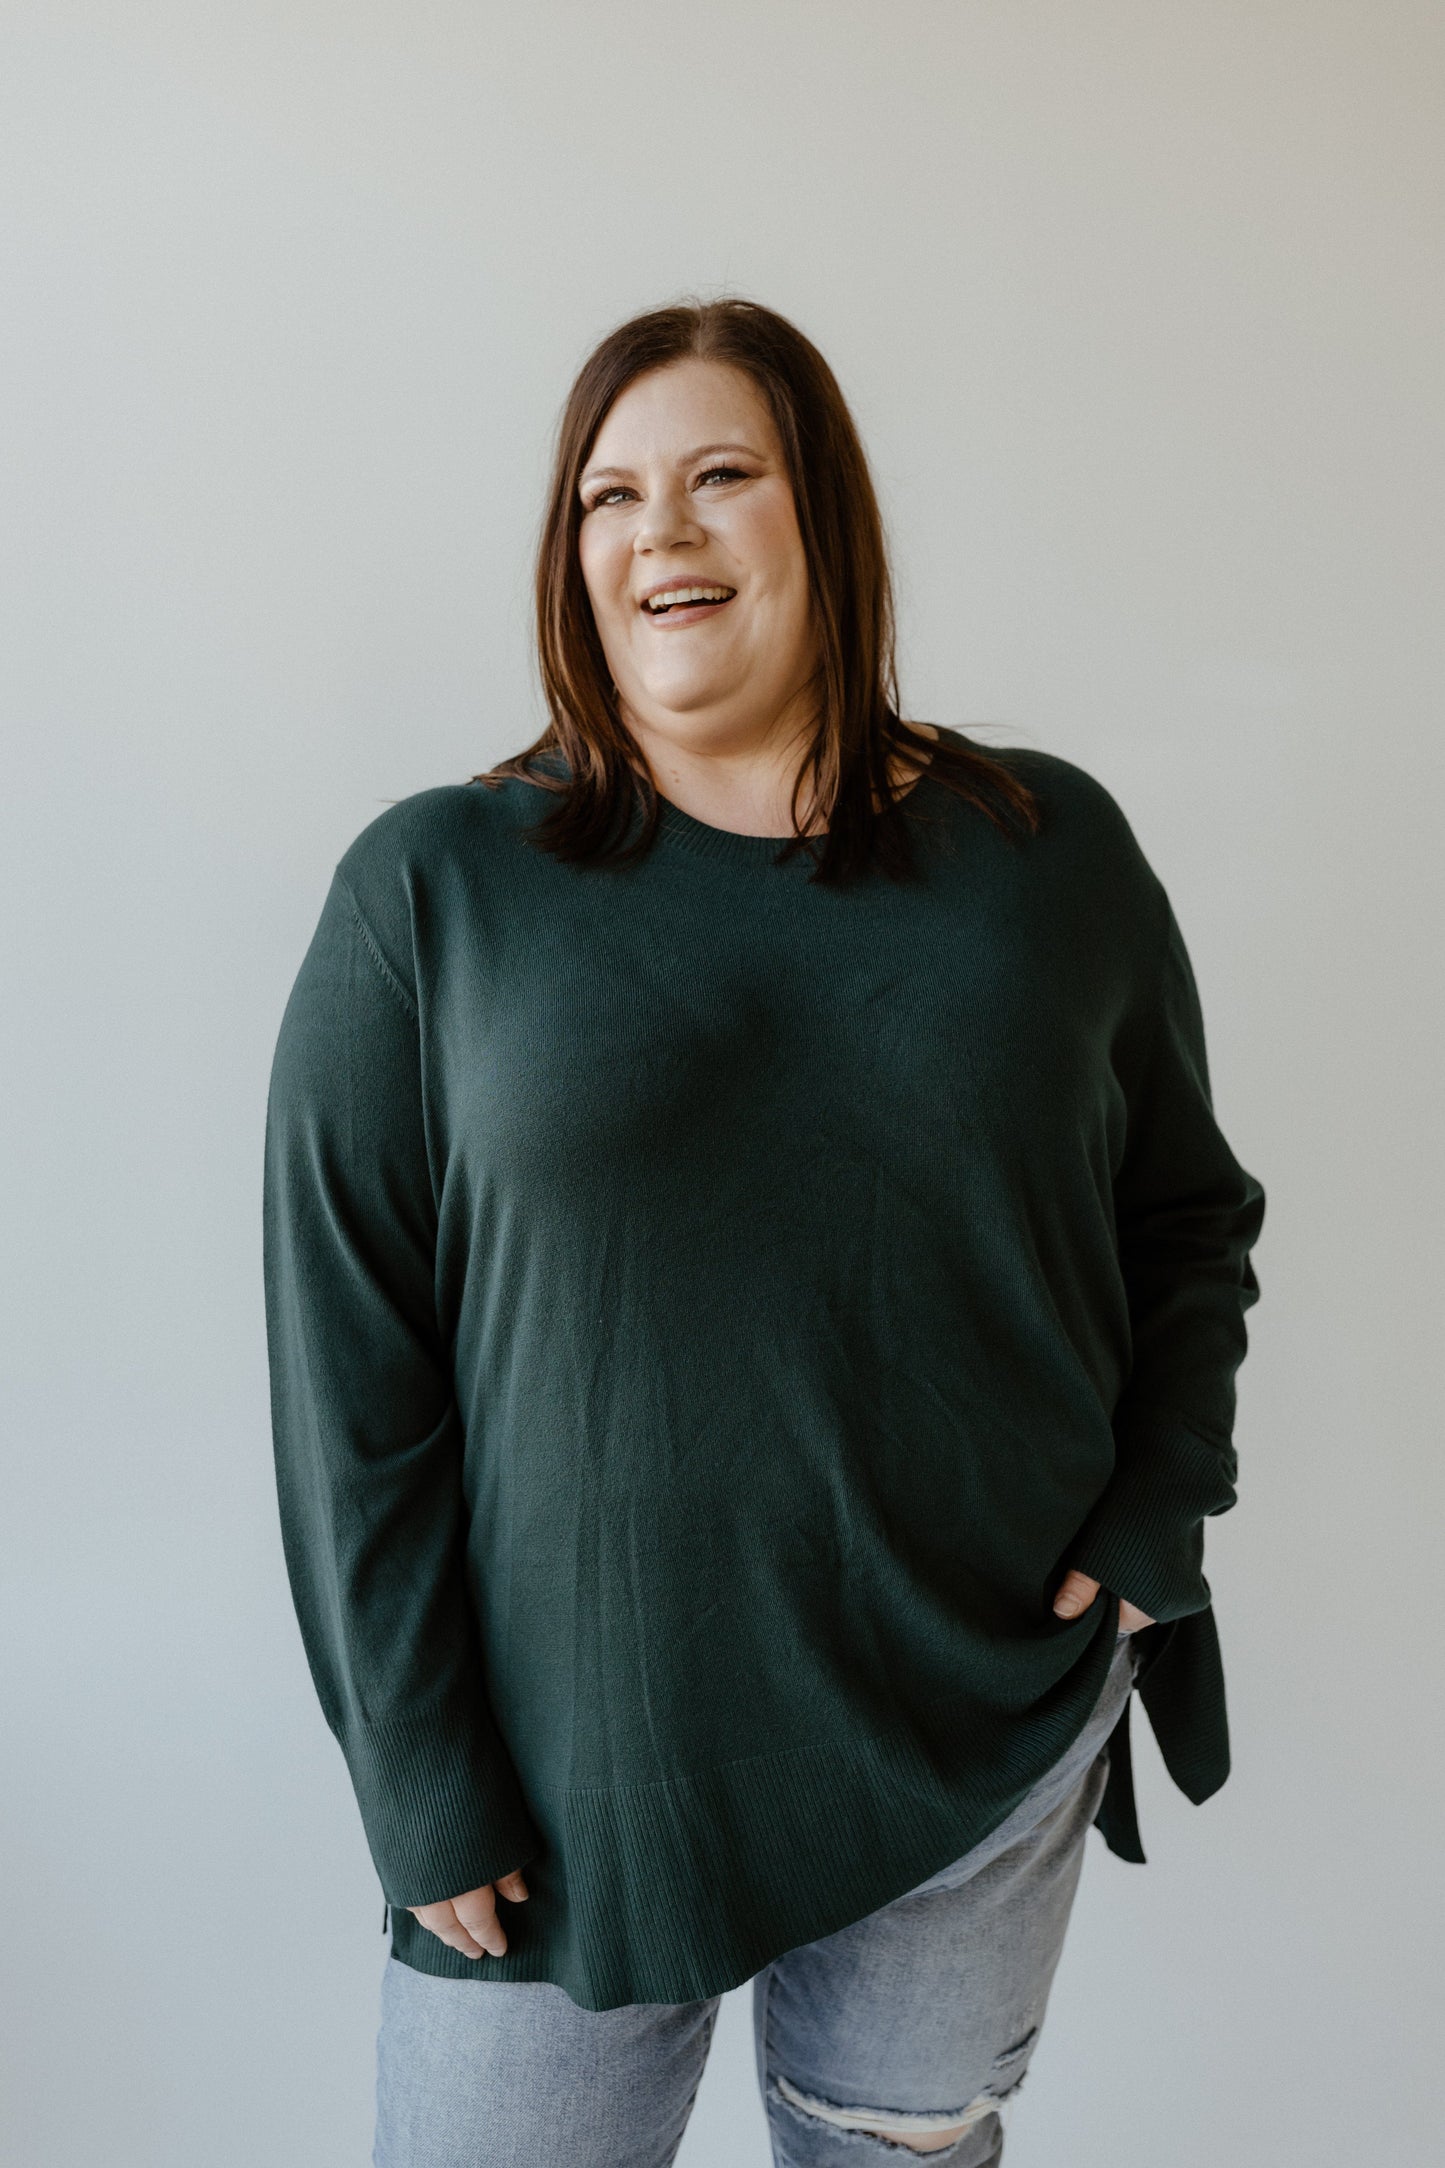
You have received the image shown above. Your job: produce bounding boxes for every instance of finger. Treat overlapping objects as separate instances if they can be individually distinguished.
[436,1920,489,1959]
[1118,1598,1156,1632]
[407,1901,456,1936]
[494,1869,530,1903]
[411,1903,487,1961]
[437,1929,488,1960]
[1052,1569,1100,1619]
[453,1886,508,1958]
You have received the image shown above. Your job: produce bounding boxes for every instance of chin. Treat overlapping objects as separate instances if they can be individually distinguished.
[635,677,739,717]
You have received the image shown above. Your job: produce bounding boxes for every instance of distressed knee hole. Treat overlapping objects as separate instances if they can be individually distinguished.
[773,2071,1021,2154]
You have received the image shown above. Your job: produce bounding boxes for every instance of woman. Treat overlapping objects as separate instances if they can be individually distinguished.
[263,297,1265,2165]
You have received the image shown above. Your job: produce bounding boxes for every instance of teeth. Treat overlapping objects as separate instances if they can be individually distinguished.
[647,586,732,612]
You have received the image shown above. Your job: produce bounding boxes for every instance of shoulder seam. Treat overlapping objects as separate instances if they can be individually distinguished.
[335,874,419,1024]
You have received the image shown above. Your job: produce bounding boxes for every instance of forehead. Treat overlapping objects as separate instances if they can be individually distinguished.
[586,357,780,467]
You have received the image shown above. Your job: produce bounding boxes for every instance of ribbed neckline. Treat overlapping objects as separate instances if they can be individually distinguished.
[650,727,957,867]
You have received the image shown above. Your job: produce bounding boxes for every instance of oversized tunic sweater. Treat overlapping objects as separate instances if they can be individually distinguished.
[262,728,1266,2011]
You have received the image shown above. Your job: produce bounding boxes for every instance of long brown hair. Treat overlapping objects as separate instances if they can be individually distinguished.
[476,296,1040,883]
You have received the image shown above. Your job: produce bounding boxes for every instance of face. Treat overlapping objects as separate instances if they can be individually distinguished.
[576,357,819,756]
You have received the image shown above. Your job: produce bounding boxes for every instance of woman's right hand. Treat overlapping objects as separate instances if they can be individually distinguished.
[408,1868,530,1959]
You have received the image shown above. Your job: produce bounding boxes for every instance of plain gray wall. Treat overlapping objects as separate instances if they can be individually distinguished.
[3,3,1440,2162]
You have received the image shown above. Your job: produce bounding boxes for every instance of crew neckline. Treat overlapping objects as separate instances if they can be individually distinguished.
[651,727,956,867]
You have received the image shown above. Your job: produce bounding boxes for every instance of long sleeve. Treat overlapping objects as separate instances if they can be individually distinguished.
[262,871,541,1907]
[1068,892,1266,1623]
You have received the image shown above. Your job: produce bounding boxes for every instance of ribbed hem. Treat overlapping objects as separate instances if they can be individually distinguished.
[344,1697,543,1909]
[385,1620,1124,2010]
[1066,1407,1238,1624]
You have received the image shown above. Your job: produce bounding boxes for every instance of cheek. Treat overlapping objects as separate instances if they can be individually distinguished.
[578,537,632,645]
[734,502,809,620]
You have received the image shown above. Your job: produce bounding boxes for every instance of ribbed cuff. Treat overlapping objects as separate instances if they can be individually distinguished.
[1067,1408,1238,1624]
[342,1695,543,1909]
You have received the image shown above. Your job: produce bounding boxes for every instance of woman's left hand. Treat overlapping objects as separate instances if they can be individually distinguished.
[1052,1568,1155,1632]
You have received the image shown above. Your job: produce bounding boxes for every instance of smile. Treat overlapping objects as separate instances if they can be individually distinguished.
[641,584,737,619]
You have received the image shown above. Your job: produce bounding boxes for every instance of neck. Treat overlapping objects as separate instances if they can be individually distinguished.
[620,707,938,841]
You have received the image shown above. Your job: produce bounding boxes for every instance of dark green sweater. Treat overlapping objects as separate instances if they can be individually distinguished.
[262,729,1265,2010]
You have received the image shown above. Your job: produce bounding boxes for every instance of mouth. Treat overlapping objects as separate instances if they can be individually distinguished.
[639,581,737,623]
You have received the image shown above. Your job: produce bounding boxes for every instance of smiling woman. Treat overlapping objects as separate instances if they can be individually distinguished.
[577,364,829,836]
[479,297,1042,873]
[262,295,1266,2166]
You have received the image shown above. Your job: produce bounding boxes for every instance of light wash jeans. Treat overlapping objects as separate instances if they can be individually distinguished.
[374,1632,1139,2168]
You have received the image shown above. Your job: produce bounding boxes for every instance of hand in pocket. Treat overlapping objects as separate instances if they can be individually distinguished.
[1052,1569,1154,1632]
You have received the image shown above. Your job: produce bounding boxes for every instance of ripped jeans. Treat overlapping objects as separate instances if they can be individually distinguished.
[373,1632,1138,2168]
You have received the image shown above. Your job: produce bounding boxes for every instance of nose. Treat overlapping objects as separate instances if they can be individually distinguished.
[633,479,705,555]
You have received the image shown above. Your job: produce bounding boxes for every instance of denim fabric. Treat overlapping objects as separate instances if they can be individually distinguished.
[373,1634,1139,2167]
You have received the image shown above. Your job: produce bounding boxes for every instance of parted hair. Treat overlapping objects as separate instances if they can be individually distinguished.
[475,295,1040,884]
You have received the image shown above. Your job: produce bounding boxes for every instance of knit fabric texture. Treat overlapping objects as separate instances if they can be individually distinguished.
[262,729,1265,2010]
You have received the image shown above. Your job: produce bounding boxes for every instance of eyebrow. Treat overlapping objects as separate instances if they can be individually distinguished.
[579,442,764,487]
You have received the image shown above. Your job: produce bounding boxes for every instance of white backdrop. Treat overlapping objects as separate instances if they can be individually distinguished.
[2,4,1441,2163]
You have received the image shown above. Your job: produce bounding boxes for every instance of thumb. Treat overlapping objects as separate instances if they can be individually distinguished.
[1053,1568,1100,1620]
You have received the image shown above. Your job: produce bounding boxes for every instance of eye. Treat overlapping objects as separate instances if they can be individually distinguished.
[584,484,635,510]
[696,465,747,488]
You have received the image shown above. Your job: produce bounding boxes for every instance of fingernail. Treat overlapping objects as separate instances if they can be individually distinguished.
[1055,1597,1081,1617]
